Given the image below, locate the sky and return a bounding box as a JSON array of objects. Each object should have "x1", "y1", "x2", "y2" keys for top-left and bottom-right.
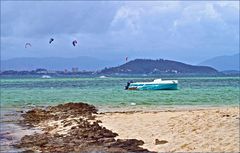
[{"x1": 1, "y1": 1, "x2": 239, "y2": 64}]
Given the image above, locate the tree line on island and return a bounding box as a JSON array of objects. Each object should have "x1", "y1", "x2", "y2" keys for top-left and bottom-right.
[{"x1": 101, "y1": 59, "x2": 218, "y2": 74}]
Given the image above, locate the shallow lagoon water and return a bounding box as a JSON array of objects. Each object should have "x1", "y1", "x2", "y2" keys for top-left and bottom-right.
[
  {"x1": 0, "y1": 76, "x2": 239, "y2": 152},
  {"x1": 1, "y1": 77, "x2": 239, "y2": 108}
]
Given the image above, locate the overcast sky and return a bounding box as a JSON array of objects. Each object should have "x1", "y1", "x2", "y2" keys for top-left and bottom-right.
[{"x1": 1, "y1": 1, "x2": 239, "y2": 64}]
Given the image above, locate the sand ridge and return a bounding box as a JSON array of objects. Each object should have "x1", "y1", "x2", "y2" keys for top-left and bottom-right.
[{"x1": 97, "y1": 107, "x2": 240, "y2": 152}]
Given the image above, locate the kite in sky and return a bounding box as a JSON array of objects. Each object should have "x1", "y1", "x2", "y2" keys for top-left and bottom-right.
[
  {"x1": 72, "y1": 40, "x2": 77, "y2": 46},
  {"x1": 49, "y1": 38, "x2": 54, "y2": 44},
  {"x1": 25, "y1": 43, "x2": 32, "y2": 48}
]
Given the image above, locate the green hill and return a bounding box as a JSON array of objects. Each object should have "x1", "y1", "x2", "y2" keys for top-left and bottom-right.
[{"x1": 101, "y1": 59, "x2": 218, "y2": 75}]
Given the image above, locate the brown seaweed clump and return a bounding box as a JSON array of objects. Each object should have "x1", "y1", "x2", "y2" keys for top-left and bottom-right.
[
  {"x1": 16, "y1": 102, "x2": 155, "y2": 153},
  {"x1": 21, "y1": 103, "x2": 97, "y2": 126}
]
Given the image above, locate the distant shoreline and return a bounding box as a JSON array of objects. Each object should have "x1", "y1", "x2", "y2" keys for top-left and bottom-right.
[{"x1": 1, "y1": 73, "x2": 240, "y2": 78}]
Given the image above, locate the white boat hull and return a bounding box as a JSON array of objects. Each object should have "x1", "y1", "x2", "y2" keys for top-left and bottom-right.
[{"x1": 127, "y1": 79, "x2": 178, "y2": 90}]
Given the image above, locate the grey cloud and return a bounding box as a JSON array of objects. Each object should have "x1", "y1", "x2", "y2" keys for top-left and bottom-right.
[
  {"x1": 2, "y1": 1, "x2": 120, "y2": 37},
  {"x1": 1, "y1": 1, "x2": 239, "y2": 64}
]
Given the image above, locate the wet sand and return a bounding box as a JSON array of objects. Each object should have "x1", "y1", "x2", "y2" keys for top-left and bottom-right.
[
  {"x1": 0, "y1": 108, "x2": 42, "y2": 153},
  {"x1": 97, "y1": 107, "x2": 240, "y2": 152}
]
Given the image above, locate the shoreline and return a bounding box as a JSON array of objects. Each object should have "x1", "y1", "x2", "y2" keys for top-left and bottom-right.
[
  {"x1": 1, "y1": 103, "x2": 239, "y2": 152},
  {"x1": 2, "y1": 103, "x2": 238, "y2": 113},
  {"x1": 97, "y1": 104, "x2": 239, "y2": 113}
]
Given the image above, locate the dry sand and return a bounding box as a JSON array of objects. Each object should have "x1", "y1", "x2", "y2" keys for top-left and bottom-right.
[{"x1": 97, "y1": 107, "x2": 240, "y2": 152}]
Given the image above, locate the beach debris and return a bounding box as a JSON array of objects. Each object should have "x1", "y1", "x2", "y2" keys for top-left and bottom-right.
[
  {"x1": 181, "y1": 143, "x2": 189, "y2": 148},
  {"x1": 155, "y1": 139, "x2": 168, "y2": 145},
  {"x1": 222, "y1": 114, "x2": 230, "y2": 117},
  {"x1": 17, "y1": 102, "x2": 155, "y2": 153},
  {"x1": 49, "y1": 38, "x2": 54, "y2": 44},
  {"x1": 130, "y1": 102, "x2": 136, "y2": 106},
  {"x1": 25, "y1": 43, "x2": 31, "y2": 48},
  {"x1": 16, "y1": 110, "x2": 24, "y2": 113},
  {"x1": 72, "y1": 40, "x2": 77, "y2": 46}
]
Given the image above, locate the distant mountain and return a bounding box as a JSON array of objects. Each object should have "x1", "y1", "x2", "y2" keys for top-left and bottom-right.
[
  {"x1": 199, "y1": 53, "x2": 239, "y2": 71},
  {"x1": 1, "y1": 57, "x2": 116, "y2": 71},
  {"x1": 100, "y1": 59, "x2": 218, "y2": 74},
  {"x1": 221, "y1": 70, "x2": 240, "y2": 75}
]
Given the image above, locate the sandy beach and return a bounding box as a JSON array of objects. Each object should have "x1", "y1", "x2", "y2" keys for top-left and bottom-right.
[
  {"x1": 97, "y1": 107, "x2": 240, "y2": 152},
  {"x1": 12, "y1": 103, "x2": 239, "y2": 152}
]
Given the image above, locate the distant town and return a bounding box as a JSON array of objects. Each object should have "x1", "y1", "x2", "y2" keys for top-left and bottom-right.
[{"x1": 0, "y1": 68, "x2": 96, "y2": 75}]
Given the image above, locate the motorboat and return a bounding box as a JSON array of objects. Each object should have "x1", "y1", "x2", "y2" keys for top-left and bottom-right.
[
  {"x1": 99, "y1": 75, "x2": 108, "y2": 78},
  {"x1": 125, "y1": 79, "x2": 178, "y2": 90},
  {"x1": 41, "y1": 75, "x2": 51, "y2": 79}
]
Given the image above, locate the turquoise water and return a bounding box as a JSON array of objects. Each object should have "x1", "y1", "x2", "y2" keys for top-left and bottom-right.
[
  {"x1": 1, "y1": 76, "x2": 239, "y2": 152},
  {"x1": 1, "y1": 77, "x2": 239, "y2": 108}
]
